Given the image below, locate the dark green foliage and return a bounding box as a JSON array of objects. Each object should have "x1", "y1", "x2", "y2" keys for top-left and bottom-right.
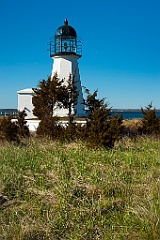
[
  {"x1": 36, "y1": 116, "x2": 62, "y2": 139},
  {"x1": 0, "y1": 115, "x2": 19, "y2": 142},
  {"x1": 0, "y1": 110, "x2": 30, "y2": 143},
  {"x1": 75, "y1": 124, "x2": 88, "y2": 140},
  {"x1": 32, "y1": 75, "x2": 123, "y2": 147},
  {"x1": 60, "y1": 74, "x2": 79, "y2": 124},
  {"x1": 84, "y1": 88, "x2": 107, "y2": 114},
  {"x1": 86, "y1": 106, "x2": 110, "y2": 148},
  {"x1": 56, "y1": 74, "x2": 82, "y2": 142},
  {"x1": 32, "y1": 74, "x2": 66, "y2": 138},
  {"x1": 87, "y1": 110, "x2": 123, "y2": 148},
  {"x1": 59, "y1": 122, "x2": 87, "y2": 142},
  {"x1": 141, "y1": 102, "x2": 160, "y2": 135},
  {"x1": 84, "y1": 89, "x2": 123, "y2": 148},
  {"x1": 32, "y1": 74, "x2": 64, "y2": 119},
  {"x1": 59, "y1": 123, "x2": 77, "y2": 142},
  {"x1": 16, "y1": 110, "x2": 30, "y2": 138},
  {"x1": 32, "y1": 74, "x2": 80, "y2": 139},
  {"x1": 107, "y1": 114, "x2": 124, "y2": 146}
]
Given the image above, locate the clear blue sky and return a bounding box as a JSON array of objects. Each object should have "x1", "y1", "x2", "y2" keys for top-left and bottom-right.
[{"x1": 0, "y1": 0, "x2": 160, "y2": 109}]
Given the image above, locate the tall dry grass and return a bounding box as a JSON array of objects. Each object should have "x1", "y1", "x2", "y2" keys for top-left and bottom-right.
[{"x1": 0, "y1": 137, "x2": 160, "y2": 239}]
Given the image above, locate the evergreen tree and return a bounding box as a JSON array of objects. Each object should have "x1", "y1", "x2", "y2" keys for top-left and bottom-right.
[
  {"x1": 58, "y1": 74, "x2": 80, "y2": 141},
  {"x1": 16, "y1": 110, "x2": 30, "y2": 138},
  {"x1": 84, "y1": 88, "x2": 106, "y2": 114},
  {"x1": 60, "y1": 74, "x2": 79, "y2": 124},
  {"x1": 0, "y1": 115, "x2": 19, "y2": 142},
  {"x1": 0, "y1": 111, "x2": 30, "y2": 142},
  {"x1": 32, "y1": 73, "x2": 79, "y2": 138},
  {"x1": 141, "y1": 102, "x2": 160, "y2": 135},
  {"x1": 32, "y1": 74, "x2": 64, "y2": 120},
  {"x1": 84, "y1": 89, "x2": 123, "y2": 148},
  {"x1": 36, "y1": 116, "x2": 62, "y2": 139},
  {"x1": 32, "y1": 74, "x2": 65, "y2": 138}
]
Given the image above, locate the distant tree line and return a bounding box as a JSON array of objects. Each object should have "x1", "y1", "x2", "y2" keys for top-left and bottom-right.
[{"x1": 1, "y1": 75, "x2": 160, "y2": 147}]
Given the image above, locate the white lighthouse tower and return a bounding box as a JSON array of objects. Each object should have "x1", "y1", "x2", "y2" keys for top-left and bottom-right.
[
  {"x1": 50, "y1": 19, "x2": 86, "y2": 117},
  {"x1": 17, "y1": 19, "x2": 86, "y2": 119}
]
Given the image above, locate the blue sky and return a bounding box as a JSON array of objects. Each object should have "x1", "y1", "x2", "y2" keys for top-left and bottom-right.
[{"x1": 0, "y1": 0, "x2": 160, "y2": 109}]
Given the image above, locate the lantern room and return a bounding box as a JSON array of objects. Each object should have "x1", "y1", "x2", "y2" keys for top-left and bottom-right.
[{"x1": 50, "y1": 19, "x2": 82, "y2": 57}]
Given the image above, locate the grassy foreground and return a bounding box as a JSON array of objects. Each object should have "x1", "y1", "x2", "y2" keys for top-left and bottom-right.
[{"x1": 0, "y1": 137, "x2": 160, "y2": 239}]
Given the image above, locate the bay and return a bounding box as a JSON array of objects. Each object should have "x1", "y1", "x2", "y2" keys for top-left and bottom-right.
[{"x1": 111, "y1": 110, "x2": 160, "y2": 120}]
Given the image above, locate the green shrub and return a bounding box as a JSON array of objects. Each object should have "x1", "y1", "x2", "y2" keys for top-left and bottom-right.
[
  {"x1": 0, "y1": 110, "x2": 30, "y2": 143},
  {"x1": 16, "y1": 110, "x2": 30, "y2": 138},
  {"x1": 141, "y1": 103, "x2": 160, "y2": 135},
  {"x1": 84, "y1": 89, "x2": 123, "y2": 148},
  {"x1": 0, "y1": 115, "x2": 19, "y2": 142},
  {"x1": 59, "y1": 122, "x2": 88, "y2": 142},
  {"x1": 36, "y1": 116, "x2": 63, "y2": 139},
  {"x1": 32, "y1": 74, "x2": 64, "y2": 120},
  {"x1": 87, "y1": 111, "x2": 123, "y2": 148},
  {"x1": 32, "y1": 74, "x2": 80, "y2": 139}
]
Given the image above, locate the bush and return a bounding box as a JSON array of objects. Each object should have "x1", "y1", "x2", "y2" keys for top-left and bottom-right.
[
  {"x1": 36, "y1": 116, "x2": 62, "y2": 139},
  {"x1": 0, "y1": 115, "x2": 19, "y2": 143},
  {"x1": 16, "y1": 110, "x2": 30, "y2": 138},
  {"x1": 87, "y1": 111, "x2": 123, "y2": 148},
  {"x1": 59, "y1": 122, "x2": 88, "y2": 142},
  {"x1": 32, "y1": 74, "x2": 64, "y2": 120},
  {"x1": 84, "y1": 89, "x2": 123, "y2": 148},
  {"x1": 32, "y1": 74, "x2": 80, "y2": 139},
  {"x1": 0, "y1": 110, "x2": 30, "y2": 143},
  {"x1": 141, "y1": 103, "x2": 160, "y2": 135}
]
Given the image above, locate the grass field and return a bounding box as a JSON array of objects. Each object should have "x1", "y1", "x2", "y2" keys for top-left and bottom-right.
[{"x1": 0, "y1": 137, "x2": 160, "y2": 239}]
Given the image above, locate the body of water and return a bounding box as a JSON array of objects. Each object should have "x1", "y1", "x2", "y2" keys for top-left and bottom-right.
[
  {"x1": 1, "y1": 109, "x2": 160, "y2": 120},
  {"x1": 0, "y1": 109, "x2": 18, "y2": 116},
  {"x1": 111, "y1": 110, "x2": 160, "y2": 120}
]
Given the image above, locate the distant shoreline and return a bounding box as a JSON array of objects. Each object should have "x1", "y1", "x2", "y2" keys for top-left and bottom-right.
[
  {"x1": 1, "y1": 108, "x2": 160, "y2": 112},
  {"x1": 1, "y1": 108, "x2": 160, "y2": 119},
  {"x1": 111, "y1": 109, "x2": 160, "y2": 112}
]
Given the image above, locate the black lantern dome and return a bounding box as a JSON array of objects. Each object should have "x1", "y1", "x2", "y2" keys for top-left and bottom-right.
[
  {"x1": 55, "y1": 19, "x2": 77, "y2": 37},
  {"x1": 50, "y1": 19, "x2": 82, "y2": 57}
]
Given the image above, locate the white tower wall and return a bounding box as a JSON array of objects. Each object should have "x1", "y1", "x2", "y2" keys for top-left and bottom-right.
[{"x1": 52, "y1": 54, "x2": 86, "y2": 117}]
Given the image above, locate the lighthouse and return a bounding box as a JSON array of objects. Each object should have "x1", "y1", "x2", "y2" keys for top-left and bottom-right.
[
  {"x1": 17, "y1": 19, "x2": 86, "y2": 119},
  {"x1": 50, "y1": 19, "x2": 86, "y2": 117}
]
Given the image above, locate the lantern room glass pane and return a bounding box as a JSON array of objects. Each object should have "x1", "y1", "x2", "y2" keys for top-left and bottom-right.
[
  {"x1": 61, "y1": 38, "x2": 76, "y2": 53},
  {"x1": 54, "y1": 36, "x2": 77, "y2": 54},
  {"x1": 55, "y1": 37, "x2": 61, "y2": 53}
]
